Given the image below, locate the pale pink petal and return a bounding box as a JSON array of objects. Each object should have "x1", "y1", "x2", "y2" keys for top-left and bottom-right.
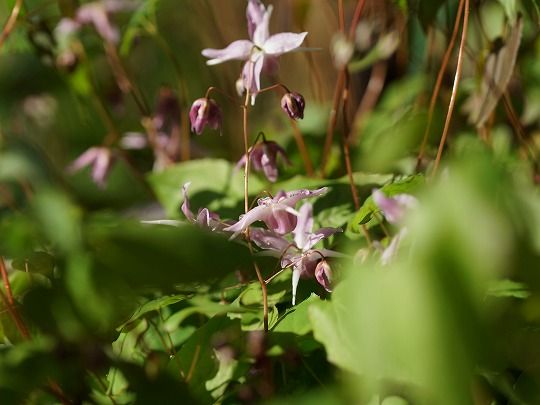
[
  {"x1": 305, "y1": 227, "x2": 342, "y2": 251},
  {"x1": 202, "y1": 40, "x2": 253, "y2": 65},
  {"x1": 68, "y1": 148, "x2": 99, "y2": 173},
  {"x1": 246, "y1": 0, "x2": 266, "y2": 39},
  {"x1": 250, "y1": 228, "x2": 290, "y2": 252},
  {"x1": 181, "y1": 182, "x2": 195, "y2": 222},
  {"x1": 282, "y1": 187, "x2": 328, "y2": 208},
  {"x1": 252, "y1": 4, "x2": 272, "y2": 47},
  {"x1": 91, "y1": 149, "x2": 112, "y2": 187},
  {"x1": 223, "y1": 205, "x2": 269, "y2": 237},
  {"x1": 263, "y1": 32, "x2": 308, "y2": 55},
  {"x1": 293, "y1": 203, "x2": 314, "y2": 250}
]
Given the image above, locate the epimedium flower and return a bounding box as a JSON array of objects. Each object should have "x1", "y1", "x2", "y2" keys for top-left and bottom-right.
[
  {"x1": 67, "y1": 146, "x2": 114, "y2": 188},
  {"x1": 281, "y1": 92, "x2": 305, "y2": 120},
  {"x1": 181, "y1": 182, "x2": 225, "y2": 231},
  {"x1": 250, "y1": 203, "x2": 342, "y2": 305},
  {"x1": 372, "y1": 189, "x2": 418, "y2": 225},
  {"x1": 236, "y1": 140, "x2": 291, "y2": 182},
  {"x1": 224, "y1": 187, "x2": 328, "y2": 238},
  {"x1": 372, "y1": 188, "x2": 418, "y2": 265},
  {"x1": 189, "y1": 98, "x2": 222, "y2": 135},
  {"x1": 202, "y1": 0, "x2": 308, "y2": 104},
  {"x1": 56, "y1": 0, "x2": 136, "y2": 45}
]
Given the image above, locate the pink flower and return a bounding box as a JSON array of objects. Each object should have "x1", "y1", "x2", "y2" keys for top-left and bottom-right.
[
  {"x1": 250, "y1": 203, "x2": 341, "y2": 304},
  {"x1": 202, "y1": 0, "x2": 307, "y2": 104},
  {"x1": 189, "y1": 98, "x2": 222, "y2": 135},
  {"x1": 372, "y1": 189, "x2": 418, "y2": 224},
  {"x1": 67, "y1": 147, "x2": 114, "y2": 188},
  {"x1": 236, "y1": 140, "x2": 290, "y2": 182},
  {"x1": 181, "y1": 183, "x2": 224, "y2": 231},
  {"x1": 224, "y1": 187, "x2": 328, "y2": 238}
]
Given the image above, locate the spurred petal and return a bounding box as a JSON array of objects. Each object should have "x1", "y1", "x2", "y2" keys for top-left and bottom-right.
[
  {"x1": 263, "y1": 32, "x2": 308, "y2": 55},
  {"x1": 293, "y1": 203, "x2": 314, "y2": 250},
  {"x1": 202, "y1": 40, "x2": 253, "y2": 65}
]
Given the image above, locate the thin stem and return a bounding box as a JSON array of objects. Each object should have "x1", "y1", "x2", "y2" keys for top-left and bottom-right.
[
  {"x1": 431, "y1": 0, "x2": 470, "y2": 179},
  {"x1": 0, "y1": 0, "x2": 24, "y2": 50},
  {"x1": 241, "y1": 90, "x2": 269, "y2": 332},
  {"x1": 242, "y1": 91, "x2": 251, "y2": 214},
  {"x1": 0, "y1": 290, "x2": 29, "y2": 340},
  {"x1": 185, "y1": 345, "x2": 201, "y2": 383},
  {"x1": 0, "y1": 257, "x2": 14, "y2": 306},
  {"x1": 204, "y1": 86, "x2": 238, "y2": 104},
  {"x1": 338, "y1": 0, "x2": 345, "y2": 32},
  {"x1": 341, "y1": 70, "x2": 360, "y2": 210},
  {"x1": 416, "y1": 0, "x2": 465, "y2": 171}
]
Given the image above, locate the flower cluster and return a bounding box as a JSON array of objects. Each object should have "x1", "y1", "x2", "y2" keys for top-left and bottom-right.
[{"x1": 179, "y1": 184, "x2": 341, "y2": 304}]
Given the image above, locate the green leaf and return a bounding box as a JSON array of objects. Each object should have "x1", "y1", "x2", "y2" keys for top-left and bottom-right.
[
  {"x1": 176, "y1": 316, "x2": 241, "y2": 402},
  {"x1": 487, "y1": 279, "x2": 530, "y2": 299},
  {"x1": 120, "y1": 0, "x2": 160, "y2": 56},
  {"x1": 86, "y1": 220, "x2": 253, "y2": 290},
  {"x1": 272, "y1": 293, "x2": 320, "y2": 335}
]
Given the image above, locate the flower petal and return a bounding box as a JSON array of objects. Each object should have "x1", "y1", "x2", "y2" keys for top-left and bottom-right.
[
  {"x1": 305, "y1": 226, "x2": 342, "y2": 250},
  {"x1": 263, "y1": 32, "x2": 308, "y2": 55},
  {"x1": 252, "y1": 4, "x2": 273, "y2": 47},
  {"x1": 202, "y1": 40, "x2": 253, "y2": 65},
  {"x1": 181, "y1": 182, "x2": 195, "y2": 222},
  {"x1": 223, "y1": 204, "x2": 269, "y2": 238},
  {"x1": 250, "y1": 228, "x2": 291, "y2": 252},
  {"x1": 246, "y1": 0, "x2": 266, "y2": 40},
  {"x1": 293, "y1": 203, "x2": 314, "y2": 250}
]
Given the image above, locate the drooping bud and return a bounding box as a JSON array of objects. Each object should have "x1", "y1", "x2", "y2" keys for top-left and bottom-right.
[
  {"x1": 236, "y1": 140, "x2": 290, "y2": 183},
  {"x1": 189, "y1": 98, "x2": 222, "y2": 135},
  {"x1": 280, "y1": 92, "x2": 305, "y2": 120},
  {"x1": 314, "y1": 260, "x2": 333, "y2": 292}
]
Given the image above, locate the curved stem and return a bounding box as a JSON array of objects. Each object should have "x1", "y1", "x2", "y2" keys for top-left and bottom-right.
[
  {"x1": 416, "y1": 0, "x2": 465, "y2": 171},
  {"x1": 0, "y1": 0, "x2": 24, "y2": 50},
  {"x1": 431, "y1": 0, "x2": 470, "y2": 178}
]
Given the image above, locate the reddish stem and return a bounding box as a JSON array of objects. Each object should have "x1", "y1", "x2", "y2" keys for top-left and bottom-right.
[{"x1": 431, "y1": 0, "x2": 470, "y2": 178}]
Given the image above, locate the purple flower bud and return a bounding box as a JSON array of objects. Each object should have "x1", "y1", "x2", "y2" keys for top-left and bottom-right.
[
  {"x1": 315, "y1": 260, "x2": 333, "y2": 292},
  {"x1": 281, "y1": 92, "x2": 305, "y2": 120},
  {"x1": 189, "y1": 98, "x2": 222, "y2": 135}
]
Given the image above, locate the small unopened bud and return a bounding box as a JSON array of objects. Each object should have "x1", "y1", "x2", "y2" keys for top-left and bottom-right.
[
  {"x1": 280, "y1": 92, "x2": 305, "y2": 120},
  {"x1": 315, "y1": 260, "x2": 333, "y2": 292},
  {"x1": 189, "y1": 98, "x2": 222, "y2": 135}
]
